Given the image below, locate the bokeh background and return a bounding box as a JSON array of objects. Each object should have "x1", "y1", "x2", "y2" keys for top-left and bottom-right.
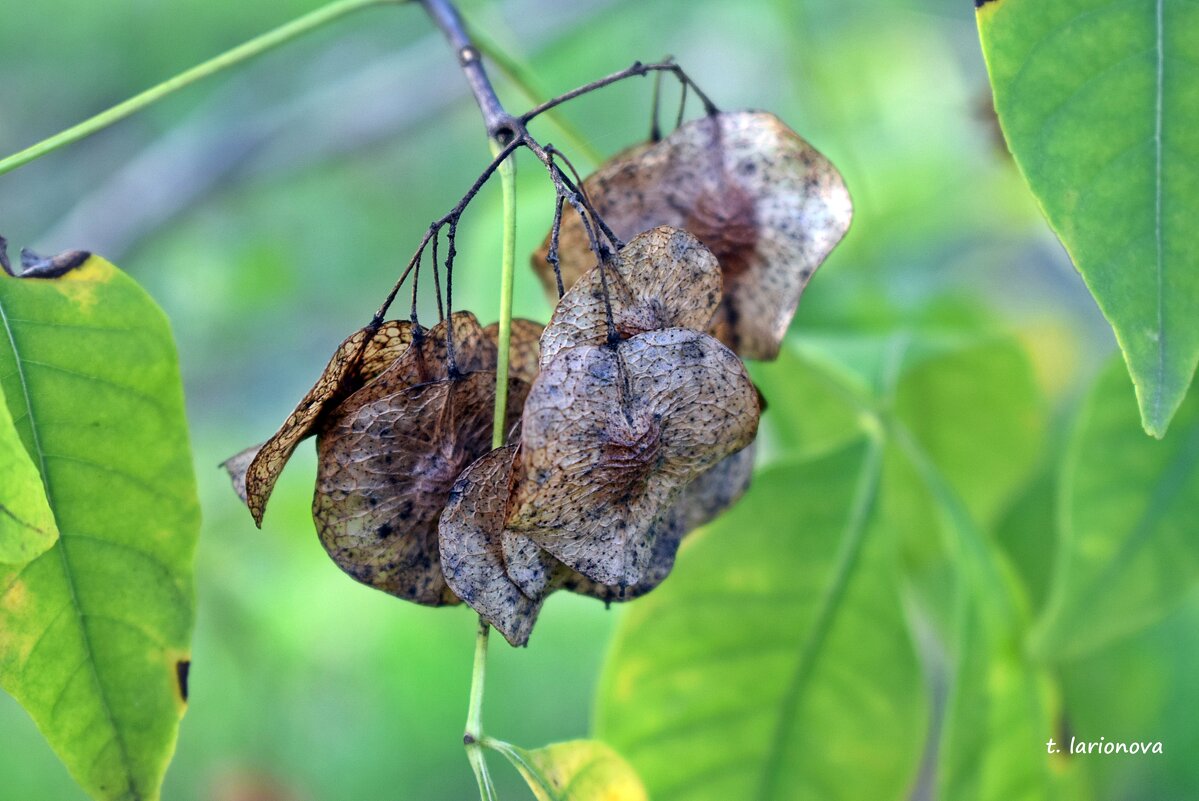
[{"x1": 0, "y1": 0, "x2": 1183, "y2": 799}]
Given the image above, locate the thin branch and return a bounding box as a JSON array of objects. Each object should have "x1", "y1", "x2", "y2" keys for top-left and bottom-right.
[
  {"x1": 520, "y1": 60, "x2": 718, "y2": 126},
  {"x1": 547, "y1": 193, "x2": 566, "y2": 298},
  {"x1": 420, "y1": 0, "x2": 520, "y2": 142},
  {"x1": 0, "y1": 0, "x2": 402, "y2": 177}
]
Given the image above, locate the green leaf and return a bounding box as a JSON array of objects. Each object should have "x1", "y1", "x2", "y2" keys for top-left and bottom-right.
[
  {"x1": 1058, "y1": 589, "x2": 1199, "y2": 798},
  {"x1": 1034, "y1": 356, "x2": 1199, "y2": 661},
  {"x1": 893, "y1": 336, "x2": 1044, "y2": 526},
  {"x1": 487, "y1": 739, "x2": 648, "y2": 801},
  {"x1": 993, "y1": 464, "x2": 1057, "y2": 616},
  {"x1": 977, "y1": 0, "x2": 1199, "y2": 436},
  {"x1": 0, "y1": 256, "x2": 199, "y2": 801},
  {"x1": 0, "y1": 381, "x2": 58, "y2": 564},
  {"x1": 595, "y1": 440, "x2": 927, "y2": 801}
]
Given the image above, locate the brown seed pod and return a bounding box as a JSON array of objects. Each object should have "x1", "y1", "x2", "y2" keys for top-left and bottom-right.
[
  {"x1": 441, "y1": 443, "x2": 754, "y2": 644},
  {"x1": 502, "y1": 442, "x2": 756, "y2": 603},
  {"x1": 562, "y1": 441, "x2": 756, "y2": 602},
  {"x1": 438, "y1": 445, "x2": 545, "y2": 646},
  {"x1": 538, "y1": 226, "x2": 722, "y2": 366},
  {"x1": 241, "y1": 320, "x2": 416, "y2": 523},
  {"x1": 532, "y1": 111, "x2": 852, "y2": 360},
  {"x1": 483, "y1": 318, "x2": 543, "y2": 384},
  {"x1": 314, "y1": 371, "x2": 529, "y2": 605},
  {"x1": 508, "y1": 328, "x2": 760, "y2": 586}
]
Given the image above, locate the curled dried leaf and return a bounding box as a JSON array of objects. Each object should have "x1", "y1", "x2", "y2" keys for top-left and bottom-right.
[
  {"x1": 539, "y1": 227, "x2": 722, "y2": 366},
  {"x1": 439, "y1": 445, "x2": 545, "y2": 646},
  {"x1": 509, "y1": 328, "x2": 760, "y2": 586},
  {"x1": 243, "y1": 320, "x2": 415, "y2": 524},
  {"x1": 314, "y1": 371, "x2": 529, "y2": 605},
  {"x1": 533, "y1": 111, "x2": 852, "y2": 360}
]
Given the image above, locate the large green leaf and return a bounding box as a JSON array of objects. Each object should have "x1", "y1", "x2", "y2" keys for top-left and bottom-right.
[
  {"x1": 0, "y1": 381, "x2": 58, "y2": 564},
  {"x1": 0, "y1": 256, "x2": 199, "y2": 801},
  {"x1": 1058, "y1": 589, "x2": 1199, "y2": 798},
  {"x1": 977, "y1": 0, "x2": 1199, "y2": 437},
  {"x1": 487, "y1": 739, "x2": 649, "y2": 801},
  {"x1": 595, "y1": 441, "x2": 927, "y2": 801},
  {"x1": 1034, "y1": 357, "x2": 1199, "y2": 661}
]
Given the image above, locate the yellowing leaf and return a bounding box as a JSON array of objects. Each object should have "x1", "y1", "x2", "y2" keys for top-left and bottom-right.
[
  {"x1": 0, "y1": 381, "x2": 58, "y2": 564},
  {"x1": 491, "y1": 739, "x2": 649, "y2": 801},
  {"x1": 0, "y1": 253, "x2": 199, "y2": 801}
]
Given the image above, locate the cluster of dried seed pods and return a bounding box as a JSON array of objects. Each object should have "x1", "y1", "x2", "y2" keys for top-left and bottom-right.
[
  {"x1": 439, "y1": 227, "x2": 760, "y2": 644},
  {"x1": 228, "y1": 109, "x2": 851, "y2": 647}
]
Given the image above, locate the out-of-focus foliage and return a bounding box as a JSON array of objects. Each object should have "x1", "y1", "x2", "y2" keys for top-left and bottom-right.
[
  {"x1": 1034, "y1": 357, "x2": 1199, "y2": 661},
  {"x1": 598, "y1": 441, "x2": 928, "y2": 801},
  {"x1": 1, "y1": 0, "x2": 1192, "y2": 799}
]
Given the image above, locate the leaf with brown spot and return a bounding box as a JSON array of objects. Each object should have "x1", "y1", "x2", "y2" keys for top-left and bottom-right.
[
  {"x1": 314, "y1": 371, "x2": 529, "y2": 605},
  {"x1": 533, "y1": 111, "x2": 852, "y2": 360},
  {"x1": 241, "y1": 319, "x2": 415, "y2": 524},
  {"x1": 539, "y1": 227, "x2": 722, "y2": 366},
  {"x1": 508, "y1": 328, "x2": 760, "y2": 586}
]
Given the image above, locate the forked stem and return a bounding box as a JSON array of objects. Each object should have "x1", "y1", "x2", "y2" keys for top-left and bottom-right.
[{"x1": 464, "y1": 617, "x2": 497, "y2": 801}]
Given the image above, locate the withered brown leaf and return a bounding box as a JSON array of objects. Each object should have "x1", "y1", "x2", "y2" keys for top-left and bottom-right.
[
  {"x1": 508, "y1": 328, "x2": 760, "y2": 586},
  {"x1": 242, "y1": 319, "x2": 415, "y2": 524},
  {"x1": 533, "y1": 111, "x2": 852, "y2": 360},
  {"x1": 538, "y1": 227, "x2": 722, "y2": 366}
]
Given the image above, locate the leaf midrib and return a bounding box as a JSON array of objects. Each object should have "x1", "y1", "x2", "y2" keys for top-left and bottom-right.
[
  {"x1": 754, "y1": 439, "x2": 884, "y2": 800},
  {"x1": 1152, "y1": 0, "x2": 1166, "y2": 425},
  {"x1": 0, "y1": 291, "x2": 138, "y2": 797}
]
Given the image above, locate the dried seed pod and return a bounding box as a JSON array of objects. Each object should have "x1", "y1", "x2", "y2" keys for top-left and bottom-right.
[
  {"x1": 539, "y1": 227, "x2": 722, "y2": 365},
  {"x1": 508, "y1": 328, "x2": 760, "y2": 586},
  {"x1": 533, "y1": 111, "x2": 852, "y2": 360},
  {"x1": 501, "y1": 442, "x2": 755, "y2": 602},
  {"x1": 242, "y1": 320, "x2": 415, "y2": 523},
  {"x1": 562, "y1": 442, "x2": 756, "y2": 602},
  {"x1": 483, "y1": 318, "x2": 543, "y2": 383},
  {"x1": 439, "y1": 445, "x2": 545, "y2": 646},
  {"x1": 314, "y1": 371, "x2": 530, "y2": 605}
]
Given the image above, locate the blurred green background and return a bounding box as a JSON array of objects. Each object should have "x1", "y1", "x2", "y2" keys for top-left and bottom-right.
[{"x1": 1, "y1": 0, "x2": 1186, "y2": 799}]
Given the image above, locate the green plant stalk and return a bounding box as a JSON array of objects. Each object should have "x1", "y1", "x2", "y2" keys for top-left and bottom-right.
[
  {"x1": 0, "y1": 0, "x2": 401, "y2": 177},
  {"x1": 490, "y1": 142, "x2": 517, "y2": 449},
  {"x1": 465, "y1": 618, "x2": 498, "y2": 801},
  {"x1": 466, "y1": 132, "x2": 514, "y2": 801}
]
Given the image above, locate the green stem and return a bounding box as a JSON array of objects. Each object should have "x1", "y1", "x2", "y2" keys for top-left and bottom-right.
[
  {"x1": 490, "y1": 139, "x2": 517, "y2": 449},
  {"x1": 0, "y1": 0, "x2": 400, "y2": 177},
  {"x1": 465, "y1": 617, "x2": 497, "y2": 801}
]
